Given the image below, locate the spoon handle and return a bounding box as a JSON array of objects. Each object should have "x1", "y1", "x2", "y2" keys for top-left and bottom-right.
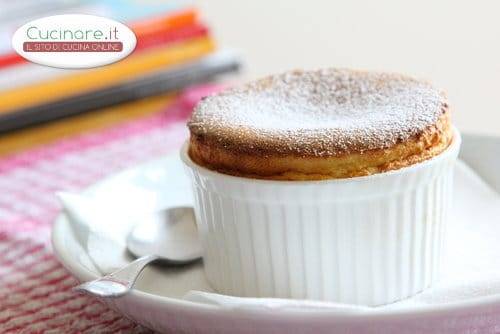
[{"x1": 74, "y1": 254, "x2": 159, "y2": 298}]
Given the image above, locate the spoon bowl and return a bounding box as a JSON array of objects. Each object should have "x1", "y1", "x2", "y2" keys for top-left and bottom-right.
[
  {"x1": 127, "y1": 206, "x2": 202, "y2": 264},
  {"x1": 74, "y1": 206, "x2": 202, "y2": 298}
]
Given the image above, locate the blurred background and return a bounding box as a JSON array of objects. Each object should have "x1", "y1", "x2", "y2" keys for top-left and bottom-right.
[
  {"x1": 197, "y1": 0, "x2": 500, "y2": 135},
  {"x1": 0, "y1": 0, "x2": 499, "y2": 157}
]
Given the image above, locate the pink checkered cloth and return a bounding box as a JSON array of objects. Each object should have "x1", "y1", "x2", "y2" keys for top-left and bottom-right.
[{"x1": 0, "y1": 85, "x2": 220, "y2": 333}]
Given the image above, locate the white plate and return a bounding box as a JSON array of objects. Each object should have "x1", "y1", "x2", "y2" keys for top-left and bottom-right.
[{"x1": 52, "y1": 135, "x2": 500, "y2": 333}]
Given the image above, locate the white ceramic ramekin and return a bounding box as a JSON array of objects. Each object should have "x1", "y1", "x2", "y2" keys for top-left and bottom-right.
[{"x1": 181, "y1": 129, "x2": 461, "y2": 306}]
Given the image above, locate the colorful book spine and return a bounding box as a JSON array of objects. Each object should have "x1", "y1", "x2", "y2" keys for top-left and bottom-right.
[
  {"x1": 0, "y1": 50, "x2": 240, "y2": 132},
  {"x1": 0, "y1": 8, "x2": 200, "y2": 70},
  {"x1": 0, "y1": 23, "x2": 209, "y2": 91},
  {"x1": 0, "y1": 64, "x2": 71, "y2": 91},
  {"x1": 131, "y1": 7, "x2": 198, "y2": 35},
  {"x1": 0, "y1": 53, "x2": 24, "y2": 68},
  {"x1": 0, "y1": 37, "x2": 215, "y2": 112},
  {"x1": 135, "y1": 23, "x2": 209, "y2": 53}
]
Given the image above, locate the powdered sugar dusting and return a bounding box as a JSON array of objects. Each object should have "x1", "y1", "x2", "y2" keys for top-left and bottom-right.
[{"x1": 188, "y1": 69, "x2": 447, "y2": 156}]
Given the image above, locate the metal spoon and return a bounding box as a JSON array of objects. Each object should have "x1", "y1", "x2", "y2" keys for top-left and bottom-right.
[{"x1": 74, "y1": 207, "x2": 202, "y2": 298}]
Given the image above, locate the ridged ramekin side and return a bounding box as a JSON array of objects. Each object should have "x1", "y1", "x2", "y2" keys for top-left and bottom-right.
[{"x1": 182, "y1": 130, "x2": 460, "y2": 305}]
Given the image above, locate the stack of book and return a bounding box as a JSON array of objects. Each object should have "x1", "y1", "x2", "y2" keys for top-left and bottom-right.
[{"x1": 0, "y1": 0, "x2": 240, "y2": 132}]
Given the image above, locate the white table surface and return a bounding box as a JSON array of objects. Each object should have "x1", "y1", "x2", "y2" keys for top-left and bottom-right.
[{"x1": 196, "y1": 0, "x2": 500, "y2": 136}]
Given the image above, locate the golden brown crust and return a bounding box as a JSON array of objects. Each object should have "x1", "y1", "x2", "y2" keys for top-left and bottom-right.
[
  {"x1": 188, "y1": 69, "x2": 449, "y2": 158},
  {"x1": 188, "y1": 112, "x2": 453, "y2": 180}
]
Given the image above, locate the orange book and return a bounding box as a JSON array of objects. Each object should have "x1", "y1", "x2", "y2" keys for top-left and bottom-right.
[
  {"x1": 135, "y1": 23, "x2": 209, "y2": 53},
  {"x1": 131, "y1": 7, "x2": 198, "y2": 37},
  {"x1": 0, "y1": 37, "x2": 215, "y2": 112}
]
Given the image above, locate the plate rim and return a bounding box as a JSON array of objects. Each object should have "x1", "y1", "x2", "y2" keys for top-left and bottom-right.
[{"x1": 51, "y1": 153, "x2": 500, "y2": 322}]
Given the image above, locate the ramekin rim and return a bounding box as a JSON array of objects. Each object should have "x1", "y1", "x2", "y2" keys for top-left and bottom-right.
[{"x1": 180, "y1": 127, "x2": 461, "y2": 185}]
